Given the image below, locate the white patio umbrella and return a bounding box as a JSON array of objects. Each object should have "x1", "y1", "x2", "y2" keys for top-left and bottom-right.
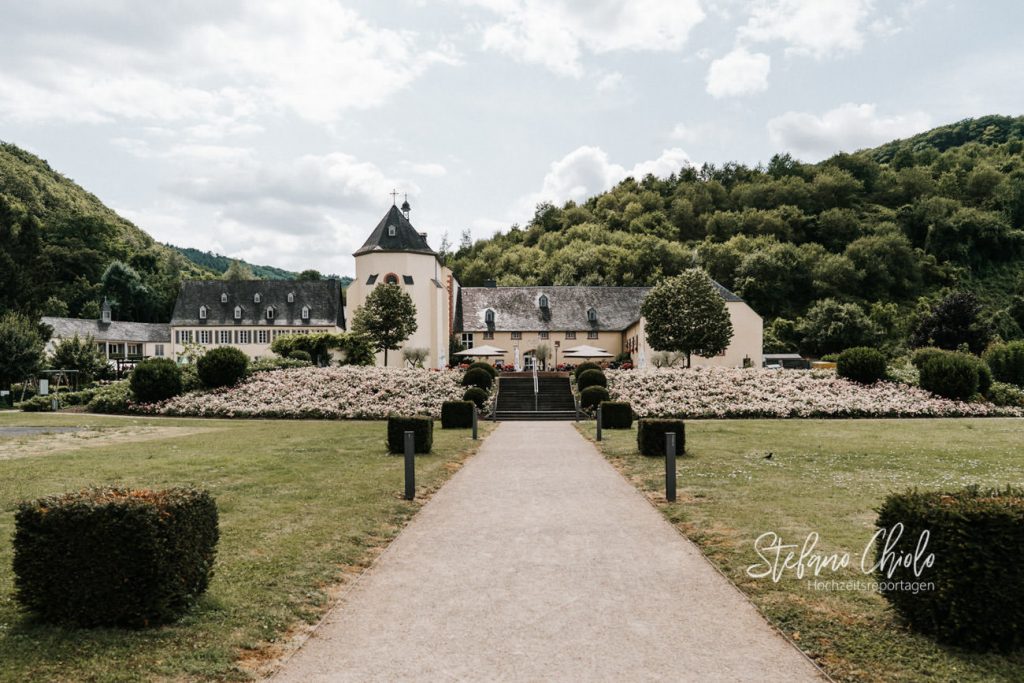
[
  {"x1": 513, "y1": 347, "x2": 521, "y2": 371},
  {"x1": 454, "y1": 344, "x2": 508, "y2": 357},
  {"x1": 561, "y1": 344, "x2": 614, "y2": 359}
]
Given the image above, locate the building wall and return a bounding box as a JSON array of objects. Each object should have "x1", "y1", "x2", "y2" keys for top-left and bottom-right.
[
  {"x1": 457, "y1": 330, "x2": 625, "y2": 368},
  {"x1": 629, "y1": 301, "x2": 763, "y2": 368},
  {"x1": 44, "y1": 336, "x2": 168, "y2": 361},
  {"x1": 169, "y1": 326, "x2": 342, "y2": 361},
  {"x1": 347, "y1": 251, "x2": 454, "y2": 369}
]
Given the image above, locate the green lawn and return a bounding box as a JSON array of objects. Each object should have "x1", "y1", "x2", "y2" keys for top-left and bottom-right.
[
  {"x1": 579, "y1": 418, "x2": 1024, "y2": 683},
  {"x1": 0, "y1": 412, "x2": 491, "y2": 681}
]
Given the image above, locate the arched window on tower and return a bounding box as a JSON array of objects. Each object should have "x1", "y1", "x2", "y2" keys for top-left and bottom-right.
[{"x1": 384, "y1": 273, "x2": 399, "y2": 285}]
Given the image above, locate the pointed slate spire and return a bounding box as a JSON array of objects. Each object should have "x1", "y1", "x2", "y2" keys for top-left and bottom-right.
[{"x1": 354, "y1": 205, "x2": 435, "y2": 256}]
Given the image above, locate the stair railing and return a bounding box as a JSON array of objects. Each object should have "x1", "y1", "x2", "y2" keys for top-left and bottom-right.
[
  {"x1": 532, "y1": 363, "x2": 539, "y2": 412},
  {"x1": 491, "y1": 375, "x2": 500, "y2": 421}
]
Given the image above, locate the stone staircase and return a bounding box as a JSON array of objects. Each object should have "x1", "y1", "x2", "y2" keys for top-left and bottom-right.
[{"x1": 492, "y1": 375, "x2": 577, "y2": 421}]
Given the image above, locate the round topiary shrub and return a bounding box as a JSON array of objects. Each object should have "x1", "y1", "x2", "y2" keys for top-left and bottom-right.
[
  {"x1": 468, "y1": 361, "x2": 498, "y2": 378},
  {"x1": 461, "y1": 367, "x2": 493, "y2": 391},
  {"x1": 919, "y1": 352, "x2": 979, "y2": 400},
  {"x1": 836, "y1": 347, "x2": 887, "y2": 384},
  {"x1": 911, "y1": 347, "x2": 946, "y2": 370},
  {"x1": 576, "y1": 368, "x2": 607, "y2": 391},
  {"x1": 289, "y1": 350, "x2": 312, "y2": 363},
  {"x1": 875, "y1": 486, "x2": 1024, "y2": 651},
  {"x1": 197, "y1": 347, "x2": 250, "y2": 389},
  {"x1": 463, "y1": 387, "x2": 488, "y2": 408},
  {"x1": 130, "y1": 358, "x2": 183, "y2": 404},
  {"x1": 984, "y1": 341, "x2": 1024, "y2": 386},
  {"x1": 574, "y1": 362, "x2": 601, "y2": 379},
  {"x1": 580, "y1": 385, "x2": 610, "y2": 409}
]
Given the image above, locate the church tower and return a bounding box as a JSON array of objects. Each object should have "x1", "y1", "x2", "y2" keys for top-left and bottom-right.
[{"x1": 347, "y1": 200, "x2": 458, "y2": 368}]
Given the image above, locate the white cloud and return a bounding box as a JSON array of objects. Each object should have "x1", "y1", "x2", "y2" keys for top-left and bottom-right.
[
  {"x1": 595, "y1": 71, "x2": 624, "y2": 92},
  {"x1": 738, "y1": 0, "x2": 872, "y2": 59},
  {"x1": 399, "y1": 161, "x2": 448, "y2": 177},
  {"x1": 468, "y1": 0, "x2": 705, "y2": 77},
  {"x1": 522, "y1": 145, "x2": 691, "y2": 210},
  {"x1": 767, "y1": 103, "x2": 932, "y2": 160},
  {"x1": 0, "y1": 0, "x2": 459, "y2": 127},
  {"x1": 706, "y1": 48, "x2": 770, "y2": 98}
]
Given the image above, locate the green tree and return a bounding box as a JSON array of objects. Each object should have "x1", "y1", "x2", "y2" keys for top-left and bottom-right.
[
  {"x1": 910, "y1": 291, "x2": 992, "y2": 353},
  {"x1": 0, "y1": 312, "x2": 47, "y2": 393},
  {"x1": 640, "y1": 268, "x2": 733, "y2": 367},
  {"x1": 795, "y1": 299, "x2": 881, "y2": 357},
  {"x1": 350, "y1": 284, "x2": 418, "y2": 366},
  {"x1": 222, "y1": 260, "x2": 255, "y2": 281},
  {"x1": 296, "y1": 269, "x2": 322, "y2": 282},
  {"x1": 48, "y1": 334, "x2": 109, "y2": 385}
]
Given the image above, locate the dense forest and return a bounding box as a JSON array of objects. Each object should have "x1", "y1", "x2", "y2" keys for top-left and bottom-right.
[
  {"x1": 448, "y1": 115, "x2": 1024, "y2": 355},
  {"x1": 170, "y1": 246, "x2": 297, "y2": 280}
]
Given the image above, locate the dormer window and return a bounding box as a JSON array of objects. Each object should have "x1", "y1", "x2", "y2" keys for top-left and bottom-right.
[
  {"x1": 221, "y1": 293, "x2": 228, "y2": 303},
  {"x1": 301, "y1": 306, "x2": 310, "y2": 320},
  {"x1": 587, "y1": 307, "x2": 597, "y2": 323},
  {"x1": 199, "y1": 305, "x2": 208, "y2": 320},
  {"x1": 484, "y1": 309, "x2": 495, "y2": 325},
  {"x1": 388, "y1": 224, "x2": 397, "y2": 237},
  {"x1": 234, "y1": 306, "x2": 242, "y2": 320},
  {"x1": 539, "y1": 295, "x2": 549, "y2": 309},
  {"x1": 266, "y1": 307, "x2": 275, "y2": 320},
  {"x1": 287, "y1": 292, "x2": 295, "y2": 303},
  {"x1": 254, "y1": 293, "x2": 261, "y2": 304}
]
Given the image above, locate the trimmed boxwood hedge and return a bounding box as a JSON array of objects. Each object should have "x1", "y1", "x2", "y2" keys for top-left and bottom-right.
[
  {"x1": 875, "y1": 486, "x2": 1024, "y2": 651},
  {"x1": 468, "y1": 361, "x2": 498, "y2": 378},
  {"x1": 919, "y1": 351, "x2": 979, "y2": 400},
  {"x1": 837, "y1": 347, "x2": 887, "y2": 384},
  {"x1": 576, "y1": 368, "x2": 607, "y2": 391},
  {"x1": 637, "y1": 418, "x2": 685, "y2": 456},
  {"x1": 574, "y1": 361, "x2": 601, "y2": 378},
  {"x1": 130, "y1": 358, "x2": 183, "y2": 403},
  {"x1": 13, "y1": 487, "x2": 218, "y2": 628},
  {"x1": 387, "y1": 415, "x2": 433, "y2": 453},
  {"x1": 600, "y1": 401, "x2": 633, "y2": 429},
  {"x1": 197, "y1": 346, "x2": 249, "y2": 388},
  {"x1": 580, "y1": 385, "x2": 609, "y2": 409},
  {"x1": 984, "y1": 340, "x2": 1024, "y2": 386},
  {"x1": 463, "y1": 386, "x2": 489, "y2": 409},
  {"x1": 461, "y1": 367, "x2": 494, "y2": 391},
  {"x1": 441, "y1": 400, "x2": 475, "y2": 428}
]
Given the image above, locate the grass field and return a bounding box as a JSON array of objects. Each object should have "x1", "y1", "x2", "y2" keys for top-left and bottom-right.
[
  {"x1": 579, "y1": 418, "x2": 1024, "y2": 683},
  {"x1": 0, "y1": 412, "x2": 491, "y2": 681}
]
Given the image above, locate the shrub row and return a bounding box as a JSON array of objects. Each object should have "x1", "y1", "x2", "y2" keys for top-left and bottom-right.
[
  {"x1": 599, "y1": 401, "x2": 633, "y2": 429},
  {"x1": 461, "y1": 367, "x2": 494, "y2": 391},
  {"x1": 912, "y1": 348, "x2": 990, "y2": 400},
  {"x1": 984, "y1": 341, "x2": 1024, "y2": 387},
  {"x1": 13, "y1": 487, "x2": 219, "y2": 628},
  {"x1": 876, "y1": 486, "x2": 1024, "y2": 651},
  {"x1": 837, "y1": 347, "x2": 887, "y2": 384}
]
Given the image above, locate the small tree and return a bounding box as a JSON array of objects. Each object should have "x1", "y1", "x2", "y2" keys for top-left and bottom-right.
[
  {"x1": 402, "y1": 347, "x2": 429, "y2": 368},
  {"x1": 534, "y1": 342, "x2": 551, "y2": 370},
  {"x1": 640, "y1": 269, "x2": 733, "y2": 368},
  {"x1": 222, "y1": 260, "x2": 255, "y2": 281},
  {"x1": 351, "y1": 284, "x2": 417, "y2": 366},
  {"x1": 0, "y1": 313, "x2": 47, "y2": 394},
  {"x1": 48, "y1": 334, "x2": 109, "y2": 385},
  {"x1": 296, "y1": 269, "x2": 322, "y2": 282},
  {"x1": 911, "y1": 291, "x2": 992, "y2": 354}
]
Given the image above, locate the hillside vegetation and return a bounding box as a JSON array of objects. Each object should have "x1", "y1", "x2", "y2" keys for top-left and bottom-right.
[
  {"x1": 449, "y1": 115, "x2": 1024, "y2": 355},
  {"x1": 170, "y1": 246, "x2": 298, "y2": 280}
]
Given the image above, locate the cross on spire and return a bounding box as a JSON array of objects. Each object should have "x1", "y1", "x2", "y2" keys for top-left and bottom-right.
[{"x1": 390, "y1": 188, "x2": 399, "y2": 205}]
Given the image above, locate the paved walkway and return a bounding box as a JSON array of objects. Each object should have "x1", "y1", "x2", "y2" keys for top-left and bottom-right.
[{"x1": 271, "y1": 422, "x2": 823, "y2": 682}]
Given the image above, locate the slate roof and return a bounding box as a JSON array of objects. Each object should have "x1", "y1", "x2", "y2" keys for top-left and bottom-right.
[
  {"x1": 170, "y1": 279, "x2": 344, "y2": 328},
  {"x1": 42, "y1": 317, "x2": 171, "y2": 343},
  {"x1": 457, "y1": 282, "x2": 744, "y2": 332},
  {"x1": 354, "y1": 205, "x2": 435, "y2": 256}
]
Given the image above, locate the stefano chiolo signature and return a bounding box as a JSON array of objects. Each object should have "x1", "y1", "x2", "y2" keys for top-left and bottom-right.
[{"x1": 746, "y1": 523, "x2": 935, "y2": 583}]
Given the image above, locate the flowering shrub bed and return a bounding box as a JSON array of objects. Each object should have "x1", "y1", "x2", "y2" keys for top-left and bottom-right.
[
  {"x1": 608, "y1": 368, "x2": 1024, "y2": 419},
  {"x1": 144, "y1": 367, "x2": 467, "y2": 419}
]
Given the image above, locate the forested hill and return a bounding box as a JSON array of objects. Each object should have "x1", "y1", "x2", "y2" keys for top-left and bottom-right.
[
  {"x1": 170, "y1": 246, "x2": 298, "y2": 280},
  {"x1": 0, "y1": 142, "x2": 215, "y2": 322},
  {"x1": 448, "y1": 114, "x2": 1024, "y2": 354}
]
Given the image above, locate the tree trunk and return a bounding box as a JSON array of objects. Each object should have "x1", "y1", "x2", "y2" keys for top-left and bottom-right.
[{"x1": 686, "y1": 352, "x2": 692, "y2": 368}]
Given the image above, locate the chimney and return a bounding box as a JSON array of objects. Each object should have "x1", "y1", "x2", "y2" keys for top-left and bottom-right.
[
  {"x1": 483, "y1": 278, "x2": 497, "y2": 288},
  {"x1": 419, "y1": 232, "x2": 428, "y2": 240}
]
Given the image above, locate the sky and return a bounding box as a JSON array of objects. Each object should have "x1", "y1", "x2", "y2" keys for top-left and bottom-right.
[{"x1": 2, "y1": 0, "x2": 1022, "y2": 277}]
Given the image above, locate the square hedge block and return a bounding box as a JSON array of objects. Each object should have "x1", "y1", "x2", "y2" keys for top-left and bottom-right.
[
  {"x1": 637, "y1": 418, "x2": 685, "y2": 456},
  {"x1": 388, "y1": 415, "x2": 434, "y2": 453}
]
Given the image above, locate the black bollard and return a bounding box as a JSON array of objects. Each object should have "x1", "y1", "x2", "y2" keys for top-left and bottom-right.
[
  {"x1": 404, "y1": 430, "x2": 415, "y2": 500},
  {"x1": 472, "y1": 408, "x2": 478, "y2": 440},
  {"x1": 665, "y1": 432, "x2": 677, "y2": 502},
  {"x1": 596, "y1": 403, "x2": 603, "y2": 441}
]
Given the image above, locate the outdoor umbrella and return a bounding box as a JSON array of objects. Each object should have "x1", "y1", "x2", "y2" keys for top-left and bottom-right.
[
  {"x1": 561, "y1": 344, "x2": 614, "y2": 359},
  {"x1": 514, "y1": 347, "x2": 521, "y2": 371},
  {"x1": 454, "y1": 344, "x2": 508, "y2": 357}
]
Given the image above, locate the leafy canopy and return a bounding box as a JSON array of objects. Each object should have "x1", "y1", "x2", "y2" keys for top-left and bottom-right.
[
  {"x1": 351, "y1": 284, "x2": 418, "y2": 365},
  {"x1": 640, "y1": 268, "x2": 733, "y2": 367}
]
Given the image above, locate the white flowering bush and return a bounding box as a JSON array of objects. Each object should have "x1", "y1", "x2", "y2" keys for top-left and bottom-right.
[
  {"x1": 608, "y1": 368, "x2": 1024, "y2": 419},
  {"x1": 144, "y1": 367, "x2": 467, "y2": 419}
]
